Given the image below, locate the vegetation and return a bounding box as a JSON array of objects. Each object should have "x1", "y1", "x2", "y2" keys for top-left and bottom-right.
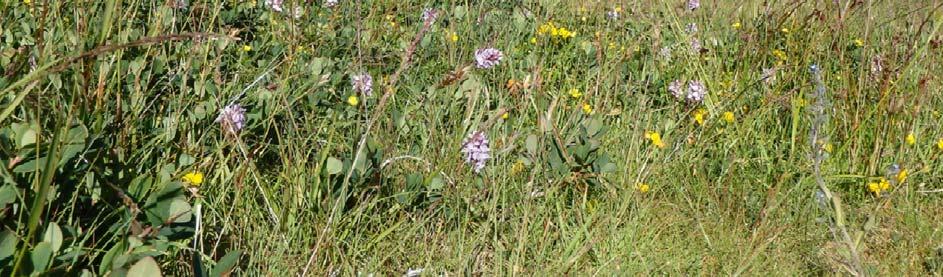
[{"x1": 2, "y1": 0, "x2": 943, "y2": 275}]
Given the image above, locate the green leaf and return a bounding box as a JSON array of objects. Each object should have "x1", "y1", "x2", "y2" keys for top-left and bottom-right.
[
  {"x1": 209, "y1": 250, "x2": 242, "y2": 277},
  {"x1": 30, "y1": 241, "x2": 52, "y2": 272},
  {"x1": 167, "y1": 198, "x2": 192, "y2": 223},
  {"x1": 325, "y1": 157, "x2": 343, "y2": 175},
  {"x1": 525, "y1": 134, "x2": 539, "y2": 155},
  {"x1": 0, "y1": 230, "x2": 17, "y2": 261},
  {"x1": 0, "y1": 184, "x2": 16, "y2": 209},
  {"x1": 127, "y1": 256, "x2": 162, "y2": 277},
  {"x1": 42, "y1": 222, "x2": 63, "y2": 253}
]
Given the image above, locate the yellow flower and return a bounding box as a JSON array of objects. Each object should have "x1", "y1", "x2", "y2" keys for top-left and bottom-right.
[
  {"x1": 511, "y1": 159, "x2": 525, "y2": 174},
  {"x1": 867, "y1": 182, "x2": 881, "y2": 195},
  {"x1": 645, "y1": 131, "x2": 666, "y2": 149},
  {"x1": 183, "y1": 172, "x2": 204, "y2": 186},
  {"x1": 896, "y1": 169, "x2": 908, "y2": 184},
  {"x1": 581, "y1": 103, "x2": 593, "y2": 114},
  {"x1": 732, "y1": 22, "x2": 741, "y2": 29},
  {"x1": 581, "y1": 16, "x2": 587, "y2": 22},
  {"x1": 242, "y1": 45, "x2": 252, "y2": 52},
  {"x1": 502, "y1": 112, "x2": 509, "y2": 119},
  {"x1": 450, "y1": 32, "x2": 458, "y2": 42},
  {"x1": 694, "y1": 109, "x2": 707, "y2": 126},
  {"x1": 723, "y1": 111, "x2": 735, "y2": 124},
  {"x1": 569, "y1": 89, "x2": 583, "y2": 99},
  {"x1": 906, "y1": 133, "x2": 916, "y2": 146},
  {"x1": 880, "y1": 178, "x2": 891, "y2": 190},
  {"x1": 823, "y1": 143, "x2": 833, "y2": 153},
  {"x1": 347, "y1": 95, "x2": 359, "y2": 106},
  {"x1": 781, "y1": 27, "x2": 790, "y2": 34},
  {"x1": 853, "y1": 38, "x2": 864, "y2": 47},
  {"x1": 635, "y1": 183, "x2": 650, "y2": 193},
  {"x1": 772, "y1": 49, "x2": 788, "y2": 62},
  {"x1": 937, "y1": 138, "x2": 943, "y2": 150},
  {"x1": 24, "y1": 0, "x2": 31, "y2": 4},
  {"x1": 530, "y1": 37, "x2": 537, "y2": 44}
]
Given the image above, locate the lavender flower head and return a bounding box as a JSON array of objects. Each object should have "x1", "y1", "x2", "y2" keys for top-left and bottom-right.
[
  {"x1": 265, "y1": 0, "x2": 283, "y2": 12},
  {"x1": 686, "y1": 80, "x2": 706, "y2": 103},
  {"x1": 216, "y1": 103, "x2": 246, "y2": 135},
  {"x1": 607, "y1": 10, "x2": 620, "y2": 20},
  {"x1": 659, "y1": 46, "x2": 673, "y2": 62},
  {"x1": 474, "y1": 48, "x2": 503, "y2": 69},
  {"x1": 421, "y1": 8, "x2": 439, "y2": 24},
  {"x1": 351, "y1": 73, "x2": 373, "y2": 97},
  {"x1": 685, "y1": 23, "x2": 698, "y2": 33},
  {"x1": 461, "y1": 131, "x2": 491, "y2": 173},
  {"x1": 687, "y1": 0, "x2": 700, "y2": 11},
  {"x1": 324, "y1": 0, "x2": 338, "y2": 8},
  {"x1": 668, "y1": 79, "x2": 685, "y2": 99},
  {"x1": 690, "y1": 37, "x2": 702, "y2": 53}
]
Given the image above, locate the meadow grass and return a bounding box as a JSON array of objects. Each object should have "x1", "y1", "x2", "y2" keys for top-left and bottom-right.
[{"x1": 2, "y1": 0, "x2": 943, "y2": 275}]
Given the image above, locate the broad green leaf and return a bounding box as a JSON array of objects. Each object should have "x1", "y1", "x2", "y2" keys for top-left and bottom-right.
[
  {"x1": 167, "y1": 198, "x2": 192, "y2": 223},
  {"x1": 42, "y1": 222, "x2": 63, "y2": 252},
  {"x1": 0, "y1": 230, "x2": 17, "y2": 260},
  {"x1": 525, "y1": 134, "x2": 539, "y2": 155},
  {"x1": 31, "y1": 241, "x2": 52, "y2": 272},
  {"x1": 209, "y1": 250, "x2": 242, "y2": 277},
  {"x1": 0, "y1": 184, "x2": 16, "y2": 209},
  {"x1": 325, "y1": 157, "x2": 343, "y2": 175},
  {"x1": 127, "y1": 257, "x2": 162, "y2": 277}
]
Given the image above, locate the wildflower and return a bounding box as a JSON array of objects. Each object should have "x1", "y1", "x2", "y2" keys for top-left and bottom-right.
[
  {"x1": 867, "y1": 178, "x2": 889, "y2": 196},
  {"x1": 347, "y1": 95, "x2": 359, "y2": 106},
  {"x1": 510, "y1": 159, "x2": 525, "y2": 174},
  {"x1": 906, "y1": 133, "x2": 916, "y2": 146},
  {"x1": 686, "y1": 80, "x2": 706, "y2": 103},
  {"x1": 502, "y1": 112, "x2": 509, "y2": 119},
  {"x1": 635, "y1": 183, "x2": 651, "y2": 193},
  {"x1": 556, "y1": 27, "x2": 575, "y2": 39},
  {"x1": 569, "y1": 89, "x2": 583, "y2": 99},
  {"x1": 582, "y1": 103, "x2": 594, "y2": 114},
  {"x1": 474, "y1": 48, "x2": 503, "y2": 69},
  {"x1": 242, "y1": 45, "x2": 252, "y2": 52},
  {"x1": 687, "y1": 0, "x2": 700, "y2": 11},
  {"x1": 853, "y1": 38, "x2": 864, "y2": 47},
  {"x1": 772, "y1": 49, "x2": 787, "y2": 62},
  {"x1": 216, "y1": 103, "x2": 247, "y2": 135},
  {"x1": 723, "y1": 111, "x2": 735, "y2": 123},
  {"x1": 690, "y1": 37, "x2": 702, "y2": 53},
  {"x1": 24, "y1": 0, "x2": 31, "y2": 5},
  {"x1": 694, "y1": 109, "x2": 706, "y2": 125},
  {"x1": 290, "y1": 6, "x2": 304, "y2": 19},
  {"x1": 450, "y1": 32, "x2": 459, "y2": 42},
  {"x1": 530, "y1": 37, "x2": 537, "y2": 44},
  {"x1": 537, "y1": 22, "x2": 555, "y2": 35},
  {"x1": 645, "y1": 131, "x2": 666, "y2": 149},
  {"x1": 937, "y1": 138, "x2": 943, "y2": 151},
  {"x1": 323, "y1": 0, "x2": 338, "y2": 8},
  {"x1": 607, "y1": 8, "x2": 620, "y2": 20},
  {"x1": 183, "y1": 172, "x2": 204, "y2": 186},
  {"x1": 659, "y1": 46, "x2": 672, "y2": 62},
  {"x1": 350, "y1": 73, "x2": 373, "y2": 97},
  {"x1": 686, "y1": 23, "x2": 698, "y2": 34},
  {"x1": 732, "y1": 22, "x2": 741, "y2": 29},
  {"x1": 405, "y1": 268, "x2": 424, "y2": 277},
  {"x1": 265, "y1": 0, "x2": 283, "y2": 12},
  {"x1": 780, "y1": 27, "x2": 790, "y2": 34},
  {"x1": 668, "y1": 79, "x2": 684, "y2": 99},
  {"x1": 823, "y1": 143, "x2": 833, "y2": 153},
  {"x1": 421, "y1": 8, "x2": 438, "y2": 23},
  {"x1": 461, "y1": 131, "x2": 491, "y2": 173}
]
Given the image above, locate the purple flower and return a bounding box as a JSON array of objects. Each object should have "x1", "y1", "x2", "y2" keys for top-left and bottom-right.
[
  {"x1": 461, "y1": 131, "x2": 491, "y2": 173},
  {"x1": 474, "y1": 48, "x2": 503, "y2": 69},
  {"x1": 668, "y1": 79, "x2": 685, "y2": 99},
  {"x1": 265, "y1": 0, "x2": 283, "y2": 12},
  {"x1": 690, "y1": 37, "x2": 702, "y2": 53},
  {"x1": 687, "y1": 0, "x2": 700, "y2": 11},
  {"x1": 687, "y1": 80, "x2": 706, "y2": 103},
  {"x1": 659, "y1": 46, "x2": 673, "y2": 62},
  {"x1": 216, "y1": 103, "x2": 246, "y2": 135},
  {"x1": 421, "y1": 8, "x2": 439, "y2": 23},
  {"x1": 607, "y1": 10, "x2": 619, "y2": 20},
  {"x1": 351, "y1": 73, "x2": 373, "y2": 97},
  {"x1": 324, "y1": 0, "x2": 338, "y2": 8},
  {"x1": 686, "y1": 23, "x2": 698, "y2": 33}
]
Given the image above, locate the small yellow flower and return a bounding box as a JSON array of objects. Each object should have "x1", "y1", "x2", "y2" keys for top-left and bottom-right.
[
  {"x1": 450, "y1": 32, "x2": 458, "y2": 42},
  {"x1": 581, "y1": 103, "x2": 593, "y2": 114},
  {"x1": 502, "y1": 112, "x2": 509, "y2": 119},
  {"x1": 511, "y1": 159, "x2": 525, "y2": 174},
  {"x1": 937, "y1": 138, "x2": 943, "y2": 150},
  {"x1": 732, "y1": 22, "x2": 741, "y2": 29},
  {"x1": 772, "y1": 49, "x2": 788, "y2": 61},
  {"x1": 242, "y1": 45, "x2": 252, "y2": 52},
  {"x1": 853, "y1": 38, "x2": 864, "y2": 47},
  {"x1": 897, "y1": 169, "x2": 908, "y2": 184},
  {"x1": 723, "y1": 111, "x2": 735, "y2": 124},
  {"x1": 615, "y1": 6, "x2": 623, "y2": 13},
  {"x1": 645, "y1": 131, "x2": 666, "y2": 149},
  {"x1": 781, "y1": 27, "x2": 790, "y2": 34},
  {"x1": 694, "y1": 109, "x2": 707, "y2": 126},
  {"x1": 635, "y1": 183, "x2": 650, "y2": 193},
  {"x1": 867, "y1": 182, "x2": 881, "y2": 195},
  {"x1": 389, "y1": 21, "x2": 397, "y2": 27},
  {"x1": 906, "y1": 133, "x2": 916, "y2": 146},
  {"x1": 530, "y1": 37, "x2": 537, "y2": 44},
  {"x1": 823, "y1": 143, "x2": 833, "y2": 153},
  {"x1": 183, "y1": 172, "x2": 204, "y2": 186},
  {"x1": 347, "y1": 95, "x2": 359, "y2": 106},
  {"x1": 569, "y1": 89, "x2": 583, "y2": 99}
]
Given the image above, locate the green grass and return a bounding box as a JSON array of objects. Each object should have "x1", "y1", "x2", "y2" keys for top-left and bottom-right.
[{"x1": 2, "y1": 0, "x2": 943, "y2": 275}]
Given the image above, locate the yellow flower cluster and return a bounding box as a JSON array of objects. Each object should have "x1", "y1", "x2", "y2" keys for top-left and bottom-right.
[
  {"x1": 183, "y1": 172, "x2": 204, "y2": 186},
  {"x1": 635, "y1": 183, "x2": 651, "y2": 193},
  {"x1": 867, "y1": 178, "x2": 890, "y2": 196},
  {"x1": 645, "y1": 131, "x2": 665, "y2": 149},
  {"x1": 537, "y1": 22, "x2": 575, "y2": 39}
]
